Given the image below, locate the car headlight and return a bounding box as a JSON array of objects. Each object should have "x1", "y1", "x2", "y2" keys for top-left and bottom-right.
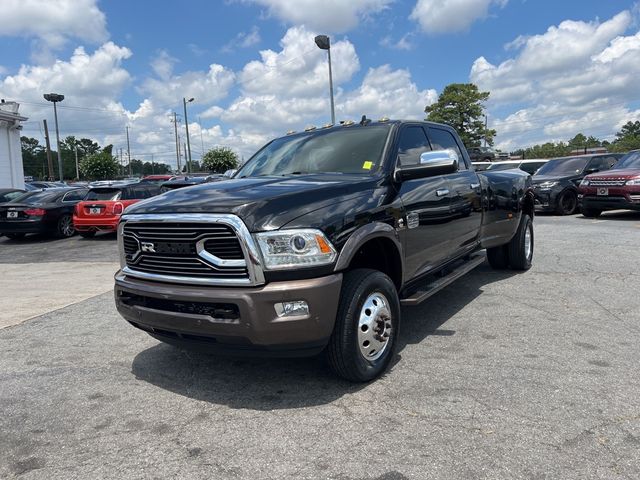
[
  {"x1": 254, "y1": 229, "x2": 337, "y2": 270},
  {"x1": 538, "y1": 181, "x2": 558, "y2": 189},
  {"x1": 626, "y1": 178, "x2": 640, "y2": 186},
  {"x1": 580, "y1": 178, "x2": 590, "y2": 187}
]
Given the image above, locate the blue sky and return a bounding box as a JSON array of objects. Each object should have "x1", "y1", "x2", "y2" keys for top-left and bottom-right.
[{"x1": 1, "y1": 0, "x2": 639, "y2": 166}]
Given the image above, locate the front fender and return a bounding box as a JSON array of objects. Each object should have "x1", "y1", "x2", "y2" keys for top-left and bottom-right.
[{"x1": 334, "y1": 222, "x2": 403, "y2": 274}]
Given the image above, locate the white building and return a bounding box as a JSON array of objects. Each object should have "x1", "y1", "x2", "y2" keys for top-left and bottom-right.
[{"x1": 0, "y1": 101, "x2": 28, "y2": 189}]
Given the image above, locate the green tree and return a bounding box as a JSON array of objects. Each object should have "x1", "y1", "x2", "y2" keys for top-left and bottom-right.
[
  {"x1": 610, "y1": 121, "x2": 640, "y2": 152},
  {"x1": 202, "y1": 147, "x2": 239, "y2": 173},
  {"x1": 425, "y1": 83, "x2": 496, "y2": 148},
  {"x1": 79, "y1": 151, "x2": 120, "y2": 180},
  {"x1": 21, "y1": 137, "x2": 48, "y2": 179}
]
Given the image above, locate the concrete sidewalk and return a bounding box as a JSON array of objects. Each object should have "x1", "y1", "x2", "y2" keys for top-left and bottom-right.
[{"x1": 0, "y1": 261, "x2": 118, "y2": 329}]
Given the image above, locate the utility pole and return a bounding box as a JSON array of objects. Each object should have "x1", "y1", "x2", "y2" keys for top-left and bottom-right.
[
  {"x1": 172, "y1": 112, "x2": 180, "y2": 172},
  {"x1": 126, "y1": 126, "x2": 132, "y2": 176},
  {"x1": 184, "y1": 142, "x2": 188, "y2": 173},
  {"x1": 151, "y1": 154, "x2": 155, "y2": 174},
  {"x1": 43, "y1": 119, "x2": 54, "y2": 181},
  {"x1": 74, "y1": 146, "x2": 79, "y2": 180},
  {"x1": 177, "y1": 136, "x2": 182, "y2": 173},
  {"x1": 119, "y1": 148, "x2": 123, "y2": 176},
  {"x1": 183, "y1": 97, "x2": 194, "y2": 173}
]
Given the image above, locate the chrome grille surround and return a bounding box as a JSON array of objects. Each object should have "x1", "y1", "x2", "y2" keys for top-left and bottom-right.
[
  {"x1": 588, "y1": 179, "x2": 626, "y2": 187},
  {"x1": 117, "y1": 213, "x2": 265, "y2": 286}
]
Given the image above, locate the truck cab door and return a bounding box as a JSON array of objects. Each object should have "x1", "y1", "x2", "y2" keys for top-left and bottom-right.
[
  {"x1": 395, "y1": 124, "x2": 454, "y2": 281},
  {"x1": 426, "y1": 127, "x2": 483, "y2": 257}
]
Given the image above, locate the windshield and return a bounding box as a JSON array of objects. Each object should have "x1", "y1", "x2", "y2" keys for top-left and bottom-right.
[
  {"x1": 613, "y1": 151, "x2": 640, "y2": 169},
  {"x1": 85, "y1": 188, "x2": 122, "y2": 201},
  {"x1": 535, "y1": 157, "x2": 589, "y2": 176},
  {"x1": 236, "y1": 126, "x2": 391, "y2": 178},
  {"x1": 8, "y1": 190, "x2": 62, "y2": 204}
]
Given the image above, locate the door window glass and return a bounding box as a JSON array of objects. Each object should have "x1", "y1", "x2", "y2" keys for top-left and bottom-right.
[
  {"x1": 398, "y1": 126, "x2": 431, "y2": 167},
  {"x1": 427, "y1": 128, "x2": 467, "y2": 170}
]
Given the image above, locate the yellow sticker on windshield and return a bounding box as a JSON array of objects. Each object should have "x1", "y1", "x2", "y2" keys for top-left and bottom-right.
[{"x1": 362, "y1": 161, "x2": 373, "y2": 170}]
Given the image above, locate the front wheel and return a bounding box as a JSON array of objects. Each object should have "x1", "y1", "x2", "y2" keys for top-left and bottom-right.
[
  {"x1": 556, "y1": 190, "x2": 578, "y2": 215},
  {"x1": 56, "y1": 214, "x2": 75, "y2": 238},
  {"x1": 327, "y1": 269, "x2": 400, "y2": 382}
]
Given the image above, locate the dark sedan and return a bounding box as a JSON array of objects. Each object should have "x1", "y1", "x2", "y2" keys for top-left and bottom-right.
[
  {"x1": 532, "y1": 153, "x2": 623, "y2": 215},
  {"x1": 0, "y1": 187, "x2": 89, "y2": 239}
]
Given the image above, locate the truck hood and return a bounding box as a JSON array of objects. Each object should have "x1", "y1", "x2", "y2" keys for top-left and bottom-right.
[
  {"x1": 125, "y1": 174, "x2": 380, "y2": 231},
  {"x1": 583, "y1": 168, "x2": 640, "y2": 180},
  {"x1": 532, "y1": 174, "x2": 581, "y2": 184}
]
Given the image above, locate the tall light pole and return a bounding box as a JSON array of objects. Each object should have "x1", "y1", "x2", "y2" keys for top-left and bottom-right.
[
  {"x1": 44, "y1": 93, "x2": 65, "y2": 181},
  {"x1": 314, "y1": 35, "x2": 335, "y2": 125},
  {"x1": 183, "y1": 97, "x2": 194, "y2": 173}
]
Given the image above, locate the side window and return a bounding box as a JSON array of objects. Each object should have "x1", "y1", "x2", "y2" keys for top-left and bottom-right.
[
  {"x1": 427, "y1": 127, "x2": 467, "y2": 170},
  {"x1": 62, "y1": 189, "x2": 86, "y2": 202},
  {"x1": 397, "y1": 126, "x2": 431, "y2": 167}
]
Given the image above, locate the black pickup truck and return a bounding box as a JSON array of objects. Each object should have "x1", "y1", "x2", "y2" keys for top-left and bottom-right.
[{"x1": 114, "y1": 119, "x2": 534, "y2": 382}]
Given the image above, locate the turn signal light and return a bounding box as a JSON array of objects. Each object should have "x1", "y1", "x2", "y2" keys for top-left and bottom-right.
[
  {"x1": 24, "y1": 208, "x2": 46, "y2": 216},
  {"x1": 112, "y1": 203, "x2": 124, "y2": 215}
]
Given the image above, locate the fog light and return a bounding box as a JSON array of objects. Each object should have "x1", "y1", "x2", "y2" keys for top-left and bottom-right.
[{"x1": 274, "y1": 301, "x2": 309, "y2": 318}]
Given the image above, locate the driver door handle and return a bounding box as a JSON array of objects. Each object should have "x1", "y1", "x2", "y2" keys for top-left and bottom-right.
[{"x1": 436, "y1": 189, "x2": 449, "y2": 197}]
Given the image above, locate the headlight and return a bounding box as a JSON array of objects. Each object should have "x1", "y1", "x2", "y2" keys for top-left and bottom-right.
[
  {"x1": 626, "y1": 178, "x2": 640, "y2": 186},
  {"x1": 580, "y1": 178, "x2": 590, "y2": 187},
  {"x1": 254, "y1": 229, "x2": 337, "y2": 270},
  {"x1": 538, "y1": 181, "x2": 558, "y2": 189}
]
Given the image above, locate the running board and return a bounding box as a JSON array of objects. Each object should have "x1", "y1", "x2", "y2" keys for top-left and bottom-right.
[{"x1": 400, "y1": 253, "x2": 486, "y2": 306}]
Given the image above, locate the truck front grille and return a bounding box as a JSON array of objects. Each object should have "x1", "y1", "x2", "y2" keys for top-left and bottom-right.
[{"x1": 121, "y1": 219, "x2": 252, "y2": 284}]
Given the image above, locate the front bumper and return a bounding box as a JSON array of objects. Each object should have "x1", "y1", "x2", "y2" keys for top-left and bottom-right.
[
  {"x1": 114, "y1": 271, "x2": 343, "y2": 357},
  {"x1": 579, "y1": 194, "x2": 640, "y2": 211},
  {"x1": 533, "y1": 190, "x2": 555, "y2": 211}
]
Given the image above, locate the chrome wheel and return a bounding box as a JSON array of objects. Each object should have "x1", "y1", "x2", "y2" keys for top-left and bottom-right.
[
  {"x1": 524, "y1": 224, "x2": 532, "y2": 260},
  {"x1": 60, "y1": 215, "x2": 74, "y2": 237},
  {"x1": 357, "y1": 292, "x2": 392, "y2": 361}
]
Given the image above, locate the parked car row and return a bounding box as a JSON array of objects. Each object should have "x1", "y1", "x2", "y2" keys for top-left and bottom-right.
[
  {"x1": 473, "y1": 151, "x2": 639, "y2": 217},
  {"x1": 1, "y1": 174, "x2": 231, "y2": 240}
]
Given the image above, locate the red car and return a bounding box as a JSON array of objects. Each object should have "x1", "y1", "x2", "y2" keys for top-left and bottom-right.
[
  {"x1": 73, "y1": 183, "x2": 161, "y2": 237},
  {"x1": 579, "y1": 150, "x2": 640, "y2": 217}
]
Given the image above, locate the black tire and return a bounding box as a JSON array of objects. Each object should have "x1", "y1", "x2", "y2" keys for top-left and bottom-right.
[
  {"x1": 79, "y1": 231, "x2": 96, "y2": 238},
  {"x1": 5, "y1": 233, "x2": 26, "y2": 240},
  {"x1": 582, "y1": 207, "x2": 602, "y2": 218},
  {"x1": 555, "y1": 190, "x2": 578, "y2": 215},
  {"x1": 326, "y1": 269, "x2": 400, "y2": 382},
  {"x1": 508, "y1": 214, "x2": 534, "y2": 270},
  {"x1": 487, "y1": 245, "x2": 509, "y2": 269},
  {"x1": 56, "y1": 214, "x2": 75, "y2": 238}
]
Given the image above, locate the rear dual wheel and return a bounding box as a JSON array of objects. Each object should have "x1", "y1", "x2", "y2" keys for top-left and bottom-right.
[
  {"x1": 487, "y1": 214, "x2": 534, "y2": 271},
  {"x1": 327, "y1": 269, "x2": 400, "y2": 382}
]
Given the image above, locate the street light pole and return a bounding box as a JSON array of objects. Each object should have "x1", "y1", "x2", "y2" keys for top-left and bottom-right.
[
  {"x1": 44, "y1": 93, "x2": 65, "y2": 181},
  {"x1": 183, "y1": 97, "x2": 194, "y2": 173},
  {"x1": 314, "y1": 35, "x2": 335, "y2": 125}
]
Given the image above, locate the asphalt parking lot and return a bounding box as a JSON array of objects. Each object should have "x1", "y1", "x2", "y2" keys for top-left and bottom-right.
[{"x1": 1, "y1": 212, "x2": 639, "y2": 479}]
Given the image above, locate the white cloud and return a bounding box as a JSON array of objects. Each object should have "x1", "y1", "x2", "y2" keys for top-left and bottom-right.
[
  {"x1": 222, "y1": 26, "x2": 262, "y2": 53},
  {"x1": 0, "y1": 0, "x2": 108, "y2": 48},
  {"x1": 410, "y1": 0, "x2": 508, "y2": 34},
  {"x1": 469, "y1": 10, "x2": 640, "y2": 151},
  {"x1": 244, "y1": 0, "x2": 393, "y2": 33},
  {"x1": 240, "y1": 26, "x2": 359, "y2": 98},
  {"x1": 380, "y1": 33, "x2": 415, "y2": 50},
  {"x1": 150, "y1": 50, "x2": 178, "y2": 80},
  {"x1": 140, "y1": 63, "x2": 236, "y2": 106},
  {"x1": 340, "y1": 65, "x2": 437, "y2": 119}
]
